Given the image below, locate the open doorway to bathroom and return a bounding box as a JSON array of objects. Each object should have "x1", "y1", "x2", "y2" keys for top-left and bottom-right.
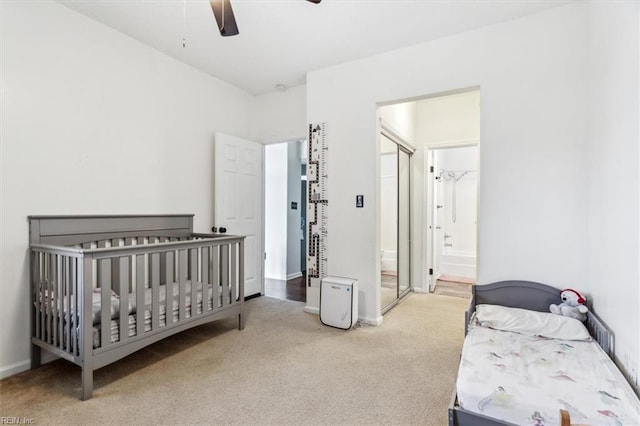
[
  {"x1": 427, "y1": 145, "x2": 478, "y2": 297},
  {"x1": 423, "y1": 90, "x2": 480, "y2": 298}
]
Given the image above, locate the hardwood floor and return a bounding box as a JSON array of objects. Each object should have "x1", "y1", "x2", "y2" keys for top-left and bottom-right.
[
  {"x1": 433, "y1": 279, "x2": 472, "y2": 298},
  {"x1": 265, "y1": 273, "x2": 306, "y2": 302}
]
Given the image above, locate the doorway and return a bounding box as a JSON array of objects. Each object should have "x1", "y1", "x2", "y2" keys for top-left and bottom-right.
[
  {"x1": 378, "y1": 88, "x2": 479, "y2": 303},
  {"x1": 427, "y1": 145, "x2": 478, "y2": 296},
  {"x1": 264, "y1": 140, "x2": 307, "y2": 302}
]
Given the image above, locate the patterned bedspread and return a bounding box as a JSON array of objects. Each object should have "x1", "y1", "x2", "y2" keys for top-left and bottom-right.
[{"x1": 457, "y1": 322, "x2": 640, "y2": 426}]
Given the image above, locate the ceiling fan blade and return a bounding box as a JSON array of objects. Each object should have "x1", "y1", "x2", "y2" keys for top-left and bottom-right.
[
  {"x1": 307, "y1": 0, "x2": 321, "y2": 3},
  {"x1": 209, "y1": 0, "x2": 239, "y2": 37}
]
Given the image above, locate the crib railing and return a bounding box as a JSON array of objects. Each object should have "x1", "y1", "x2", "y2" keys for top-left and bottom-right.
[{"x1": 31, "y1": 234, "x2": 244, "y2": 364}]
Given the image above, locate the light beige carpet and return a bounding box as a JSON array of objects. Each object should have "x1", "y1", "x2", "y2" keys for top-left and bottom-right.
[{"x1": 0, "y1": 293, "x2": 468, "y2": 425}]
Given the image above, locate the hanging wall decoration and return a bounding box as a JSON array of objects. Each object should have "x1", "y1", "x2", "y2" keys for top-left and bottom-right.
[{"x1": 307, "y1": 123, "x2": 328, "y2": 288}]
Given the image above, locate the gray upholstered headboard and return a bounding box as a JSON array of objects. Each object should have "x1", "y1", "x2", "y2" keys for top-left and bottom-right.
[
  {"x1": 467, "y1": 280, "x2": 613, "y2": 358},
  {"x1": 465, "y1": 280, "x2": 561, "y2": 332},
  {"x1": 28, "y1": 214, "x2": 194, "y2": 246},
  {"x1": 473, "y1": 280, "x2": 561, "y2": 312}
]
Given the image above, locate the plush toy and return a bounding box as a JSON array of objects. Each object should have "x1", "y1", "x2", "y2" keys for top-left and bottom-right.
[{"x1": 549, "y1": 289, "x2": 589, "y2": 321}]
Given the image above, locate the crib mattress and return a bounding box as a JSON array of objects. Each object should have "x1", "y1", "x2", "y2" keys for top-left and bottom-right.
[
  {"x1": 92, "y1": 292, "x2": 216, "y2": 348},
  {"x1": 39, "y1": 281, "x2": 231, "y2": 349},
  {"x1": 457, "y1": 322, "x2": 640, "y2": 426}
]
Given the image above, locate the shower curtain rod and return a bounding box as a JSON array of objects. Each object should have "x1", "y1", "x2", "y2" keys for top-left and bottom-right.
[{"x1": 380, "y1": 119, "x2": 416, "y2": 154}]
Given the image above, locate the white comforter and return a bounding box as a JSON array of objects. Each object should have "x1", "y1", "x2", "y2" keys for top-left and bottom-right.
[{"x1": 457, "y1": 322, "x2": 640, "y2": 426}]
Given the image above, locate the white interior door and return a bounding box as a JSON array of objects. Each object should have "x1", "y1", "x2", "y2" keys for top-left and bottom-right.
[{"x1": 214, "y1": 132, "x2": 264, "y2": 297}]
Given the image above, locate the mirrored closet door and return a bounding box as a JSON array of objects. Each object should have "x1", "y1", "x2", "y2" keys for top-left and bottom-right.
[{"x1": 380, "y1": 134, "x2": 412, "y2": 314}]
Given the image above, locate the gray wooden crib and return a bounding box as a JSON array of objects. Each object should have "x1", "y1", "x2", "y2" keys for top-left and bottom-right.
[{"x1": 29, "y1": 215, "x2": 245, "y2": 400}]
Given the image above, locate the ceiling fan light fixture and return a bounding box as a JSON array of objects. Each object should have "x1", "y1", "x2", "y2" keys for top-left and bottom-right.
[
  {"x1": 210, "y1": 0, "x2": 239, "y2": 37},
  {"x1": 210, "y1": 0, "x2": 320, "y2": 38}
]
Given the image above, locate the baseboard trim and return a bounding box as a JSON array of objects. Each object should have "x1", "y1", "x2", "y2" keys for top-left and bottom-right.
[
  {"x1": 360, "y1": 315, "x2": 383, "y2": 326},
  {"x1": 0, "y1": 360, "x2": 30, "y2": 380},
  {"x1": 265, "y1": 275, "x2": 286, "y2": 281},
  {"x1": 286, "y1": 272, "x2": 303, "y2": 280},
  {"x1": 245, "y1": 293, "x2": 262, "y2": 301},
  {"x1": 304, "y1": 305, "x2": 319, "y2": 315}
]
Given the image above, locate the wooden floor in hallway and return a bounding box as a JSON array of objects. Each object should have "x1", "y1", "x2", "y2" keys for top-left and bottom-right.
[
  {"x1": 265, "y1": 273, "x2": 306, "y2": 302},
  {"x1": 433, "y1": 279, "x2": 472, "y2": 298}
]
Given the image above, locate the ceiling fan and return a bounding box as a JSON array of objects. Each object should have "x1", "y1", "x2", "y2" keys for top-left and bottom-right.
[{"x1": 209, "y1": 0, "x2": 321, "y2": 37}]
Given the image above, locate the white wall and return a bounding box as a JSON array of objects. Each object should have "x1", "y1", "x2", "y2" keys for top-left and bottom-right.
[
  {"x1": 379, "y1": 102, "x2": 417, "y2": 144},
  {"x1": 264, "y1": 144, "x2": 288, "y2": 280},
  {"x1": 585, "y1": 1, "x2": 640, "y2": 381},
  {"x1": 0, "y1": 1, "x2": 252, "y2": 377},
  {"x1": 307, "y1": 4, "x2": 590, "y2": 325},
  {"x1": 251, "y1": 85, "x2": 307, "y2": 144},
  {"x1": 286, "y1": 142, "x2": 302, "y2": 279},
  {"x1": 416, "y1": 91, "x2": 480, "y2": 144}
]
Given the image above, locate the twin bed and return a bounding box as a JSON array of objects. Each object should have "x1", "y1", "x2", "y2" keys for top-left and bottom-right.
[
  {"x1": 449, "y1": 281, "x2": 640, "y2": 426},
  {"x1": 30, "y1": 215, "x2": 245, "y2": 400}
]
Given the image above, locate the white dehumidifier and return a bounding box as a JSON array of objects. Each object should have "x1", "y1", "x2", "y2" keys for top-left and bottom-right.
[{"x1": 320, "y1": 276, "x2": 358, "y2": 330}]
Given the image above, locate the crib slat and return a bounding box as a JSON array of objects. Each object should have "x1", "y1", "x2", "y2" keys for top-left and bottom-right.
[
  {"x1": 118, "y1": 257, "x2": 129, "y2": 342},
  {"x1": 221, "y1": 245, "x2": 229, "y2": 306},
  {"x1": 165, "y1": 252, "x2": 174, "y2": 328},
  {"x1": 136, "y1": 254, "x2": 145, "y2": 337},
  {"x1": 161, "y1": 250, "x2": 174, "y2": 287},
  {"x1": 34, "y1": 252, "x2": 41, "y2": 342},
  {"x1": 47, "y1": 253, "x2": 54, "y2": 345},
  {"x1": 201, "y1": 247, "x2": 209, "y2": 313},
  {"x1": 230, "y1": 244, "x2": 237, "y2": 303},
  {"x1": 58, "y1": 255, "x2": 64, "y2": 348},
  {"x1": 99, "y1": 258, "x2": 111, "y2": 348},
  {"x1": 178, "y1": 250, "x2": 187, "y2": 320},
  {"x1": 52, "y1": 255, "x2": 57, "y2": 346},
  {"x1": 150, "y1": 252, "x2": 160, "y2": 330},
  {"x1": 63, "y1": 257, "x2": 70, "y2": 352},
  {"x1": 44, "y1": 253, "x2": 50, "y2": 344},
  {"x1": 71, "y1": 257, "x2": 78, "y2": 356},
  {"x1": 212, "y1": 246, "x2": 220, "y2": 308},
  {"x1": 189, "y1": 248, "x2": 198, "y2": 315}
]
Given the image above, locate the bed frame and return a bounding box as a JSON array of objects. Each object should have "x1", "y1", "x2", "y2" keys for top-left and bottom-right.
[
  {"x1": 448, "y1": 280, "x2": 615, "y2": 426},
  {"x1": 29, "y1": 215, "x2": 245, "y2": 400}
]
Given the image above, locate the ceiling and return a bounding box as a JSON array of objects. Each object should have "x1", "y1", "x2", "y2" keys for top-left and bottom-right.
[{"x1": 59, "y1": 0, "x2": 570, "y2": 95}]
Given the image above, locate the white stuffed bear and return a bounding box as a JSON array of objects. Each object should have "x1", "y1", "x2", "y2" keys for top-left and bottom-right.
[{"x1": 550, "y1": 288, "x2": 589, "y2": 321}]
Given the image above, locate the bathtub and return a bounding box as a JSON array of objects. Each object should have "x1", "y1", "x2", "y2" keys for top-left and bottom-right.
[{"x1": 439, "y1": 249, "x2": 476, "y2": 280}]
